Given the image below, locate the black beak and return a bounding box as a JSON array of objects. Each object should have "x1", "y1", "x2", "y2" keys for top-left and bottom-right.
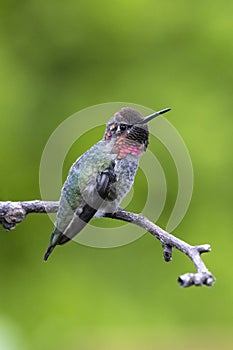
[{"x1": 137, "y1": 107, "x2": 171, "y2": 124}]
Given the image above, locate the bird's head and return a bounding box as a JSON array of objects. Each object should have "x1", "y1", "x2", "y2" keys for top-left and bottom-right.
[{"x1": 104, "y1": 107, "x2": 171, "y2": 150}]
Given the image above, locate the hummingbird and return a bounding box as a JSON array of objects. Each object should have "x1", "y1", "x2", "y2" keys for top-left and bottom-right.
[{"x1": 44, "y1": 106, "x2": 171, "y2": 260}]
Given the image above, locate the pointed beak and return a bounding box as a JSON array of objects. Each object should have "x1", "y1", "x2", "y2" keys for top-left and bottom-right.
[{"x1": 137, "y1": 107, "x2": 171, "y2": 124}]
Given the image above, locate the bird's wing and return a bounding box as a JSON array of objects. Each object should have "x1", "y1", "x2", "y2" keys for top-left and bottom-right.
[
  {"x1": 44, "y1": 160, "x2": 116, "y2": 260},
  {"x1": 60, "y1": 160, "x2": 117, "y2": 243}
]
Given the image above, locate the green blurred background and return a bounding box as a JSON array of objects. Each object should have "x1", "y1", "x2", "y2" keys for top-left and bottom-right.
[{"x1": 0, "y1": 0, "x2": 232, "y2": 349}]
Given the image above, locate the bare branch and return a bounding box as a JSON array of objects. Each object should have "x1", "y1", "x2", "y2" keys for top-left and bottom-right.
[
  {"x1": 0, "y1": 201, "x2": 215, "y2": 287},
  {"x1": 0, "y1": 200, "x2": 58, "y2": 230}
]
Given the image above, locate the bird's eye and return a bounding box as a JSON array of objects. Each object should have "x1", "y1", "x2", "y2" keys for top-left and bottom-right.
[{"x1": 120, "y1": 124, "x2": 127, "y2": 131}]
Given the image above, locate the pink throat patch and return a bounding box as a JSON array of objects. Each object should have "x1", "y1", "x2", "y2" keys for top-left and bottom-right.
[
  {"x1": 110, "y1": 135, "x2": 144, "y2": 159},
  {"x1": 115, "y1": 143, "x2": 143, "y2": 159}
]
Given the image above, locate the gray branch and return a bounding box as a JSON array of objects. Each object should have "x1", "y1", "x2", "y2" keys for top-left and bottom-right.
[{"x1": 0, "y1": 200, "x2": 215, "y2": 288}]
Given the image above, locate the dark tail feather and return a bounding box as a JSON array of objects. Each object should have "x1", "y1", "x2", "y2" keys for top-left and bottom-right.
[
  {"x1": 44, "y1": 244, "x2": 56, "y2": 261},
  {"x1": 58, "y1": 235, "x2": 71, "y2": 245},
  {"x1": 44, "y1": 203, "x2": 98, "y2": 261}
]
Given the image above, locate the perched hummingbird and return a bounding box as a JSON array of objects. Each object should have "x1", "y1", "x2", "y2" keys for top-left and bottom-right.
[{"x1": 44, "y1": 107, "x2": 171, "y2": 260}]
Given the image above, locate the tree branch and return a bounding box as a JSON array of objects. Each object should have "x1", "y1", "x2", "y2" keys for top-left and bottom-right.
[{"x1": 0, "y1": 200, "x2": 215, "y2": 288}]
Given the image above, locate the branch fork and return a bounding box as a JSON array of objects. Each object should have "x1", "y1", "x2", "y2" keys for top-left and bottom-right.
[{"x1": 0, "y1": 200, "x2": 215, "y2": 287}]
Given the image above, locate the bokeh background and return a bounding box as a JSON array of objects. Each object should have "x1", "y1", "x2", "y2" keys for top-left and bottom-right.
[{"x1": 0, "y1": 0, "x2": 232, "y2": 349}]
